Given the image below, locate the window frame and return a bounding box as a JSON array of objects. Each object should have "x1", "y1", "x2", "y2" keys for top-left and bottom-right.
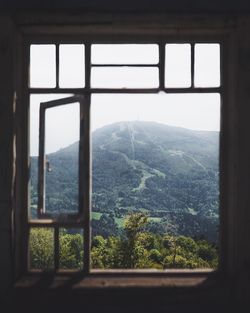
[
  {"x1": 37, "y1": 95, "x2": 88, "y2": 221},
  {"x1": 15, "y1": 25, "x2": 232, "y2": 281}
]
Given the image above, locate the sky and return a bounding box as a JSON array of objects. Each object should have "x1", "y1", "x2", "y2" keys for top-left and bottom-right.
[{"x1": 29, "y1": 44, "x2": 221, "y2": 155}]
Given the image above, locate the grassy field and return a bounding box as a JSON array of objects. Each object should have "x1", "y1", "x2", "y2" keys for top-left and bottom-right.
[
  {"x1": 114, "y1": 217, "x2": 125, "y2": 227},
  {"x1": 148, "y1": 217, "x2": 162, "y2": 223},
  {"x1": 91, "y1": 212, "x2": 102, "y2": 220}
]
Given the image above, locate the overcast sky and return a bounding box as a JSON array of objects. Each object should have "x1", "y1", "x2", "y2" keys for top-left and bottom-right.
[{"x1": 30, "y1": 44, "x2": 220, "y2": 155}]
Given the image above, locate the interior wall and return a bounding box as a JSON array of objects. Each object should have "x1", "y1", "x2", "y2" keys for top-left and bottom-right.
[
  {"x1": 234, "y1": 18, "x2": 250, "y2": 304},
  {"x1": 0, "y1": 16, "x2": 15, "y2": 295},
  {"x1": 1, "y1": 0, "x2": 250, "y2": 13},
  {"x1": 0, "y1": 9, "x2": 250, "y2": 312}
]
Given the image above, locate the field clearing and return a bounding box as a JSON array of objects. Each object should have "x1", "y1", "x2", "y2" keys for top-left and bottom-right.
[
  {"x1": 91, "y1": 212, "x2": 102, "y2": 220},
  {"x1": 148, "y1": 217, "x2": 162, "y2": 223},
  {"x1": 115, "y1": 217, "x2": 125, "y2": 227}
]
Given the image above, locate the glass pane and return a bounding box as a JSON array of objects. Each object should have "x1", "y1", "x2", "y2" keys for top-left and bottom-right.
[
  {"x1": 29, "y1": 227, "x2": 54, "y2": 270},
  {"x1": 91, "y1": 67, "x2": 159, "y2": 88},
  {"x1": 44, "y1": 102, "x2": 80, "y2": 215},
  {"x1": 59, "y1": 44, "x2": 85, "y2": 88},
  {"x1": 29, "y1": 94, "x2": 72, "y2": 219},
  {"x1": 91, "y1": 93, "x2": 220, "y2": 270},
  {"x1": 30, "y1": 45, "x2": 56, "y2": 88},
  {"x1": 91, "y1": 44, "x2": 159, "y2": 64},
  {"x1": 194, "y1": 44, "x2": 220, "y2": 87},
  {"x1": 59, "y1": 228, "x2": 84, "y2": 269},
  {"x1": 165, "y1": 44, "x2": 191, "y2": 88}
]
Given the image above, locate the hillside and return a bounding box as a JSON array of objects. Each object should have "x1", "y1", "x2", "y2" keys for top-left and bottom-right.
[{"x1": 31, "y1": 121, "x2": 219, "y2": 242}]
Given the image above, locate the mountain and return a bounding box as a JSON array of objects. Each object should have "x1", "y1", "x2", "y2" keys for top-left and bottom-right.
[{"x1": 30, "y1": 121, "x2": 219, "y2": 242}]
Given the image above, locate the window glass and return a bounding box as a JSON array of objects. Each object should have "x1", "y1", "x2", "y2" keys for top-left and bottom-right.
[
  {"x1": 91, "y1": 44, "x2": 159, "y2": 64},
  {"x1": 91, "y1": 67, "x2": 159, "y2": 88},
  {"x1": 44, "y1": 102, "x2": 80, "y2": 215},
  {"x1": 91, "y1": 93, "x2": 220, "y2": 270},
  {"x1": 29, "y1": 227, "x2": 54, "y2": 270},
  {"x1": 165, "y1": 44, "x2": 191, "y2": 88},
  {"x1": 30, "y1": 45, "x2": 56, "y2": 88},
  {"x1": 59, "y1": 44, "x2": 85, "y2": 88},
  {"x1": 194, "y1": 44, "x2": 220, "y2": 87},
  {"x1": 59, "y1": 228, "x2": 84, "y2": 269}
]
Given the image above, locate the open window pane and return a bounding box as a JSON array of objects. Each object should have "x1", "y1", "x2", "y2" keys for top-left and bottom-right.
[
  {"x1": 165, "y1": 44, "x2": 191, "y2": 88},
  {"x1": 44, "y1": 102, "x2": 80, "y2": 215},
  {"x1": 59, "y1": 44, "x2": 85, "y2": 88},
  {"x1": 91, "y1": 67, "x2": 159, "y2": 88},
  {"x1": 91, "y1": 44, "x2": 159, "y2": 64},
  {"x1": 30, "y1": 45, "x2": 56, "y2": 88},
  {"x1": 194, "y1": 44, "x2": 220, "y2": 87},
  {"x1": 29, "y1": 94, "x2": 72, "y2": 219},
  {"x1": 59, "y1": 228, "x2": 84, "y2": 269},
  {"x1": 29, "y1": 227, "x2": 54, "y2": 270},
  {"x1": 91, "y1": 93, "x2": 220, "y2": 270}
]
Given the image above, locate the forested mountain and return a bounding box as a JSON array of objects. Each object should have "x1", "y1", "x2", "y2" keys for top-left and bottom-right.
[{"x1": 31, "y1": 121, "x2": 219, "y2": 242}]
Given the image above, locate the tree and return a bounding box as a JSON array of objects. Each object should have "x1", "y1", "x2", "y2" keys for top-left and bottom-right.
[
  {"x1": 29, "y1": 228, "x2": 54, "y2": 269},
  {"x1": 163, "y1": 254, "x2": 188, "y2": 269},
  {"x1": 59, "y1": 230, "x2": 83, "y2": 269},
  {"x1": 29, "y1": 215, "x2": 218, "y2": 271},
  {"x1": 120, "y1": 212, "x2": 148, "y2": 268},
  {"x1": 149, "y1": 249, "x2": 163, "y2": 263}
]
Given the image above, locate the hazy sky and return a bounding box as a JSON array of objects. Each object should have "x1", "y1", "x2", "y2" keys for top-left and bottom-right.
[{"x1": 30, "y1": 44, "x2": 220, "y2": 155}]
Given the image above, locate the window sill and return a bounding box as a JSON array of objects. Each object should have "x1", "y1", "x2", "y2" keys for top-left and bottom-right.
[
  {"x1": 10, "y1": 271, "x2": 233, "y2": 313},
  {"x1": 14, "y1": 269, "x2": 220, "y2": 290}
]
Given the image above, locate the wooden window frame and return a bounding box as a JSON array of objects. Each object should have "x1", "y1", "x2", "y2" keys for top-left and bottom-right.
[
  {"x1": 14, "y1": 18, "x2": 237, "y2": 285},
  {"x1": 37, "y1": 95, "x2": 89, "y2": 221}
]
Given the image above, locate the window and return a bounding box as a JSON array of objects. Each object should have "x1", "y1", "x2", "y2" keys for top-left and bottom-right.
[{"x1": 25, "y1": 39, "x2": 221, "y2": 274}]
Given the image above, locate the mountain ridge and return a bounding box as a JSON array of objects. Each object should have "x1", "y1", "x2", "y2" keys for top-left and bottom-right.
[{"x1": 31, "y1": 121, "x2": 219, "y2": 242}]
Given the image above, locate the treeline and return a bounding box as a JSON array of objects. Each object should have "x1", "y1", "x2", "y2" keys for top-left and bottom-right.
[{"x1": 30, "y1": 213, "x2": 218, "y2": 270}]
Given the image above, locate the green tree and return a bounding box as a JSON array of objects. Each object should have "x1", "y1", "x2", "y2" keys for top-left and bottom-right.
[
  {"x1": 163, "y1": 254, "x2": 189, "y2": 268},
  {"x1": 91, "y1": 235, "x2": 121, "y2": 269},
  {"x1": 120, "y1": 212, "x2": 148, "y2": 268},
  {"x1": 59, "y1": 230, "x2": 83, "y2": 269},
  {"x1": 29, "y1": 228, "x2": 54, "y2": 269},
  {"x1": 149, "y1": 249, "x2": 163, "y2": 263}
]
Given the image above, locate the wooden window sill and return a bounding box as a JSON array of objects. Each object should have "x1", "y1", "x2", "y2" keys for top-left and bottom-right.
[{"x1": 14, "y1": 269, "x2": 220, "y2": 290}]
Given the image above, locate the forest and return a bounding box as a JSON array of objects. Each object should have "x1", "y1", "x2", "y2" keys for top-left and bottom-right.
[
  {"x1": 30, "y1": 121, "x2": 219, "y2": 242},
  {"x1": 30, "y1": 122, "x2": 219, "y2": 269},
  {"x1": 30, "y1": 213, "x2": 218, "y2": 270}
]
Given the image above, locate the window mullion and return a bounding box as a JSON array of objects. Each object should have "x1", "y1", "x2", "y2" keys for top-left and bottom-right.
[
  {"x1": 85, "y1": 43, "x2": 91, "y2": 92},
  {"x1": 56, "y1": 44, "x2": 59, "y2": 88},
  {"x1": 159, "y1": 42, "x2": 165, "y2": 90},
  {"x1": 80, "y1": 95, "x2": 91, "y2": 274},
  {"x1": 191, "y1": 43, "x2": 195, "y2": 88},
  {"x1": 54, "y1": 226, "x2": 59, "y2": 271},
  {"x1": 38, "y1": 106, "x2": 46, "y2": 217}
]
